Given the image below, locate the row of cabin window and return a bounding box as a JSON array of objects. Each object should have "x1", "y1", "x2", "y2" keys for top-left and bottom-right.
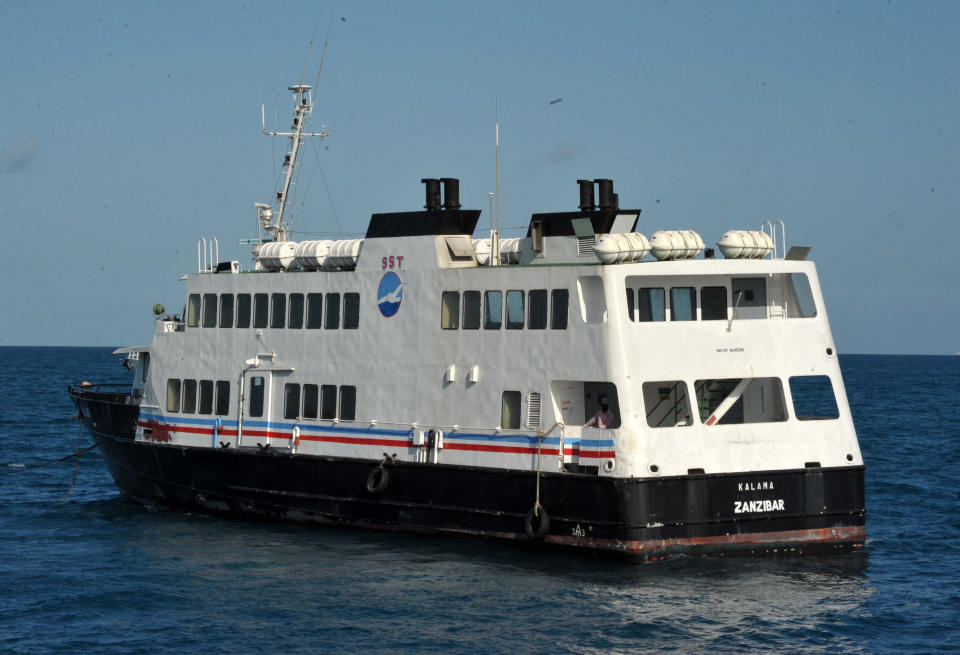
[
  {"x1": 166, "y1": 379, "x2": 230, "y2": 415},
  {"x1": 186, "y1": 292, "x2": 360, "y2": 330},
  {"x1": 441, "y1": 289, "x2": 569, "y2": 330},
  {"x1": 280, "y1": 383, "x2": 357, "y2": 421}
]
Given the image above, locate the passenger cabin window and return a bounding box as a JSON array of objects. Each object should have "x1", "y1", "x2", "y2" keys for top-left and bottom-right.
[
  {"x1": 271, "y1": 293, "x2": 286, "y2": 328},
  {"x1": 732, "y1": 278, "x2": 767, "y2": 319},
  {"x1": 253, "y1": 293, "x2": 268, "y2": 328},
  {"x1": 215, "y1": 381, "x2": 230, "y2": 416},
  {"x1": 219, "y1": 294, "x2": 234, "y2": 328},
  {"x1": 484, "y1": 291, "x2": 503, "y2": 329},
  {"x1": 344, "y1": 293, "x2": 360, "y2": 329},
  {"x1": 501, "y1": 390, "x2": 521, "y2": 429},
  {"x1": 700, "y1": 286, "x2": 727, "y2": 321},
  {"x1": 166, "y1": 379, "x2": 182, "y2": 412},
  {"x1": 182, "y1": 379, "x2": 197, "y2": 414},
  {"x1": 789, "y1": 375, "x2": 839, "y2": 420},
  {"x1": 670, "y1": 287, "x2": 696, "y2": 321},
  {"x1": 307, "y1": 293, "x2": 323, "y2": 329},
  {"x1": 202, "y1": 294, "x2": 217, "y2": 327},
  {"x1": 506, "y1": 291, "x2": 524, "y2": 329},
  {"x1": 303, "y1": 384, "x2": 319, "y2": 419},
  {"x1": 463, "y1": 291, "x2": 481, "y2": 329},
  {"x1": 320, "y1": 385, "x2": 337, "y2": 419},
  {"x1": 289, "y1": 293, "x2": 304, "y2": 329},
  {"x1": 324, "y1": 293, "x2": 340, "y2": 329},
  {"x1": 551, "y1": 289, "x2": 569, "y2": 329},
  {"x1": 643, "y1": 381, "x2": 693, "y2": 427},
  {"x1": 695, "y1": 377, "x2": 787, "y2": 425},
  {"x1": 198, "y1": 380, "x2": 214, "y2": 414},
  {"x1": 528, "y1": 289, "x2": 547, "y2": 329},
  {"x1": 284, "y1": 383, "x2": 300, "y2": 419},
  {"x1": 249, "y1": 376, "x2": 265, "y2": 417},
  {"x1": 441, "y1": 291, "x2": 460, "y2": 329},
  {"x1": 236, "y1": 294, "x2": 251, "y2": 328},
  {"x1": 187, "y1": 295, "x2": 201, "y2": 327},
  {"x1": 339, "y1": 385, "x2": 357, "y2": 421}
]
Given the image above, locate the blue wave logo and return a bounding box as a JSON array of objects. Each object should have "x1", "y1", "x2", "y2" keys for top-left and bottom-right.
[{"x1": 377, "y1": 272, "x2": 403, "y2": 317}]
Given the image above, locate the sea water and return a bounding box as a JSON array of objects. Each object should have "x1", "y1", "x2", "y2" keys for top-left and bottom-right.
[{"x1": 0, "y1": 347, "x2": 957, "y2": 653}]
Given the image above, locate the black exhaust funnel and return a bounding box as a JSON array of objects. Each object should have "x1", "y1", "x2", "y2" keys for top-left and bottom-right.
[
  {"x1": 440, "y1": 177, "x2": 461, "y2": 210},
  {"x1": 577, "y1": 179, "x2": 595, "y2": 211},
  {"x1": 595, "y1": 178, "x2": 614, "y2": 210},
  {"x1": 421, "y1": 178, "x2": 441, "y2": 211}
]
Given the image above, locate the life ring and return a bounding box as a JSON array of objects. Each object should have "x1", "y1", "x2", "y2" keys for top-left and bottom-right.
[
  {"x1": 366, "y1": 466, "x2": 389, "y2": 494},
  {"x1": 523, "y1": 506, "x2": 550, "y2": 540}
]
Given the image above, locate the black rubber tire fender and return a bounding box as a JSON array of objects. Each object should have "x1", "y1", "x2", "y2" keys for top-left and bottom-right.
[
  {"x1": 523, "y1": 506, "x2": 550, "y2": 540},
  {"x1": 366, "y1": 466, "x2": 389, "y2": 494}
]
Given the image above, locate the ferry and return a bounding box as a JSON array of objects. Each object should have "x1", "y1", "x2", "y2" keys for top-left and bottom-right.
[{"x1": 69, "y1": 82, "x2": 865, "y2": 559}]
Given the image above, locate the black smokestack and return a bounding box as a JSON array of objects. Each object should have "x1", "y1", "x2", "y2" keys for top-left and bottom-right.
[
  {"x1": 440, "y1": 177, "x2": 461, "y2": 210},
  {"x1": 577, "y1": 179, "x2": 595, "y2": 211},
  {"x1": 421, "y1": 178, "x2": 441, "y2": 211},
  {"x1": 595, "y1": 178, "x2": 614, "y2": 210}
]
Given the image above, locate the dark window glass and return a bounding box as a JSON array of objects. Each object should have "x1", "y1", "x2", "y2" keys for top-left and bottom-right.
[
  {"x1": 307, "y1": 293, "x2": 323, "y2": 329},
  {"x1": 484, "y1": 291, "x2": 503, "y2": 329},
  {"x1": 325, "y1": 293, "x2": 340, "y2": 329},
  {"x1": 339, "y1": 385, "x2": 356, "y2": 421},
  {"x1": 344, "y1": 293, "x2": 360, "y2": 329},
  {"x1": 637, "y1": 288, "x2": 665, "y2": 322},
  {"x1": 253, "y1": 293, "x2": 268, "y2": 328},
  {"x1": 303, "y1": 384, "x2": 319, "y2": 419},
  {"x1": 626, "y1": 287, "x2": 636, "y2": 322},
  {"x1": 198, "y1": 380, "x2": 214, "y2": 415},
  {"x1": 671, "y1": 287, "x2": 696, "y2": 321},
  {"x1": 249, "y1": 376, "x2": 264, "y2": 417},
  {"x1": 441, "y1": 291, "x2": 460, "y2": 329},
  {"x1": 219, "y1": 294, "x2": 234, "y2": 328},
  {"x1": 202, "y1": 293, "x2": 217, "y2": 327},
  {"x1": 182, "y1": 379, "x2": 197, "y2": 414},
  {"x1": 789, "y1": 375, "x2": 840, "y2": 420},
  {"x1": 528, "y1": 289, "x2": 547, "y2": 329},
  {"x1": 236, "y1": 294, "x2": 251, "y2": 328},
  {"x1": 506, "y1": 291, "x2": 524, "y2": 329},
  {"x1": 215, "y1": 381, "x2": 230, "y2": 416},
  {"x1": 463, "y1": 291, "x2": 481, "y2": 329},
  {"x1": 289, "y1": 293, "x2": 304, "y2": 329},
  {"x1": 320, "y1": 385, "x2": 337, "y2": 419},
  {"x1": 701, "y1": 286, "x2": 727, "y2": 320},
  {"x1": 166, "y1": 379, "x2": 181, "y2": 412},
  {"x1": 551, "y1": 289, "x2": 569, "y2": 329},
  {"x1": 187, "y1": 294, "x2": 201, "y2": 327},
  {"x1": 271, "y1": 293, "x2": 286, "y2": 329},
  {"x1": 284, "y1": 383, "x2": 300, "y2": 419}
]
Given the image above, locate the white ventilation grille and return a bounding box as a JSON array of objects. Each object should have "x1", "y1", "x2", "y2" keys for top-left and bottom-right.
[
  {"x1": 577, "y1": 236, "x2": 596, "y2": 257},
  {"x1": 525, "y1": 392, "x2": 541, "y2": 428}
]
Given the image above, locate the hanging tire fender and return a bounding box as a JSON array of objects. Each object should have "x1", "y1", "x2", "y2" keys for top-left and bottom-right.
[
  {"x1": 523, "y1": 506, "x2": 550, "y2": 540},
  {"x1": 366, "y1": 466, "x2": 390, "y2": 494}
]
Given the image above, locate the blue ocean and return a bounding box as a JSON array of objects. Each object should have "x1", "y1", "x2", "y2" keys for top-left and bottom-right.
[{"x1": 1, "y1": 347, "x2": 956, "y2": 654}]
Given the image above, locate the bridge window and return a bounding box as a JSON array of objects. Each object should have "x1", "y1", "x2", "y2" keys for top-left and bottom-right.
[
  {"x1": 732, "y1": 278, "x2": 767, "y2": 319},
  {"x1": 528, "y1": 290, "x2": 547, "y2": 329},
  {"x1": 789, "y1": 375, "x2": 839, "y2": 420},
  {"x1": 198, "y1": 380, "x2": 214, "y2": 414},
  {"x1": 202, "y1": 294, "x2": 217, "y2": 327},
  {"x1": 344, "y1": 293, "x2": 360, "y2": 329},
  {"x1": 551, "y1": 289, "x2": 569, "y2": 329},
  {"x1": 306, "y1": 293, "x2": 323, "y2": 329},
  {"x1": 700, "y1": 286, "x2": 727, "y2": 320},
  {"x1": 187, "y1": 295, "x2": 201, "y2": 327},
  {"x1": 253, "y1": 293, "x2": 268, "y2": 328},
  {"x1": 215, "y1": 381, "x2": 230, "y2": 415},
  {"x1": 441, "y1": 291, "x2": 460, "y2": 329},
  {"x1": 271, "y1": 293, "x2": 286, "y2": 328},
  {"x1": 638, "y1": 288, "x2": 665, "y2": 322},
  {"x1": 324, "y1": 293, "x2": 340, "y2": 329},
  {"x1": 642, "y1": 381, "x2": 692, "y2": 428},
  {"x1": 219, "y1": 294, "x2": 234, "y2": 328},
  {"x1": 463, "y1": 291, "x2": 481, "y2": 329},
  {"x1": 670, "y1": 287, "x2": 696, "y2": 321},
  {"x1": 236, "y1": 294, "x2": 251, "y2": 328},
  {"x1": 484, "y1": 291, "x2": 503, "y2": 329},
  {"x1": 506, "y1": 290, "x2": 524, "y2": 329},
  {"x1": 289, "y1": 293, "x2": 304, "y2": 329},
  {"x1": 166, "y1": 379, "x2": 181, "y2": 412},
  {"x1": 182, "y1": 379, "x2": 197, "y2": 414}
]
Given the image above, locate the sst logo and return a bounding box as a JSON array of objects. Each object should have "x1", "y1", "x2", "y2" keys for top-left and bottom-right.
[{"x1": 377, "y1": 272, "x2": 403, "y2": 317}]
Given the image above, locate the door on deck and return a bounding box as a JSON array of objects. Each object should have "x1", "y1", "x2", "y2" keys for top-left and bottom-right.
[{"x1": 240, "y1": 370, "x2": 273, "y2": 447}]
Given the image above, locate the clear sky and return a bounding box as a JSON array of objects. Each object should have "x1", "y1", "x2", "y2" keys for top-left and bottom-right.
[{"x1": 0, "y1": 0, "x2": 957, "y2": 353}]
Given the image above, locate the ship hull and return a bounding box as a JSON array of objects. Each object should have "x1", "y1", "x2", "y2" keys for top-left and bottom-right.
[{"x1": 71, "y1": 392, "x2": 865, "y2": 559}]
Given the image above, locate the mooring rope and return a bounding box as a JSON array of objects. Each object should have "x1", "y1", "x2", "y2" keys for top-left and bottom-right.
[
  {"x1": 533, "y1": 431, "x2": 543, "y2": 517},
  {"x1": 59, "y1": 420, "x2": 85, "y2": 501}
]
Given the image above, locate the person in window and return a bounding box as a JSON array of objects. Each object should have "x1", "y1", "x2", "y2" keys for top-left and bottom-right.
[{"x1": 584, "y1": 395, "x2": 616, "y2": 428}]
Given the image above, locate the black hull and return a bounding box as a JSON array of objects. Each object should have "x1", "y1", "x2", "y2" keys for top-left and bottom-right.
[{"x1": 71, "y1": 390, "x2": 865, "y2": 559}]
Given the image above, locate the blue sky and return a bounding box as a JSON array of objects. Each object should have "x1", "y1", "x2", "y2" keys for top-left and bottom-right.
[{"x1": 0, "y1": 0, "x2": 957, "y2": 353}]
